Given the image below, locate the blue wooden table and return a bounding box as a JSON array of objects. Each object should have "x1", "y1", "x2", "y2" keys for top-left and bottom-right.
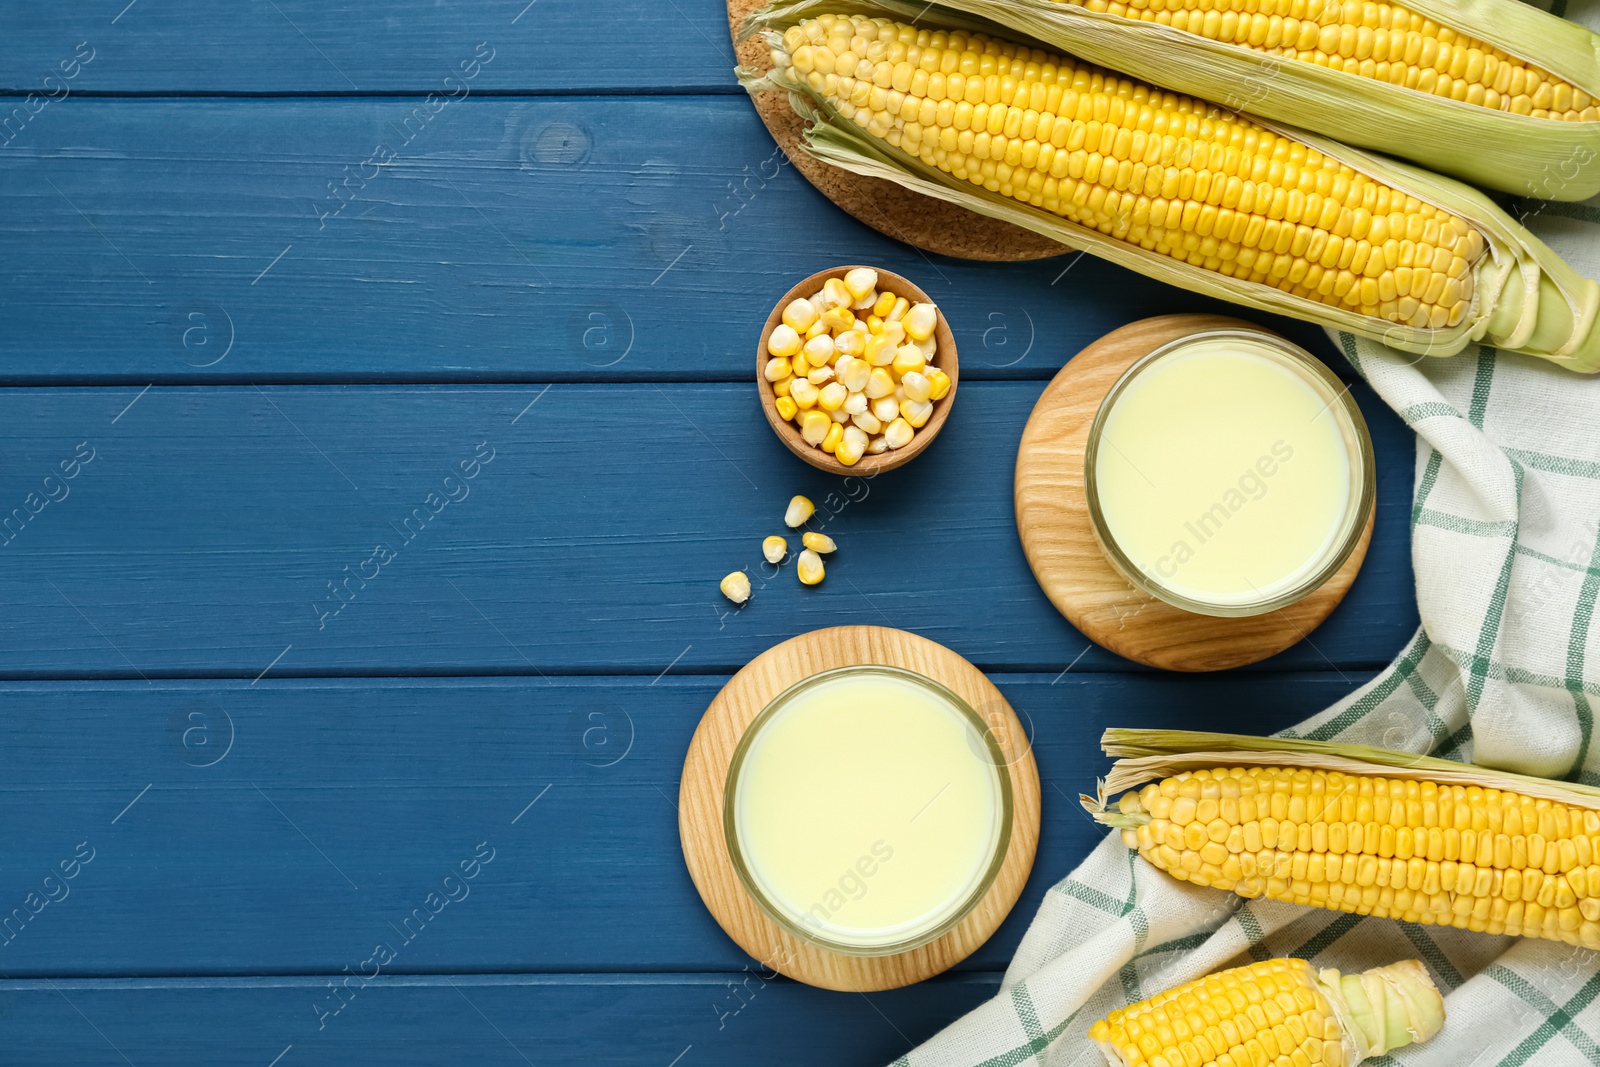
[{"x1": 0, "y1": 3, "x2": 1419, "y2": 1062}]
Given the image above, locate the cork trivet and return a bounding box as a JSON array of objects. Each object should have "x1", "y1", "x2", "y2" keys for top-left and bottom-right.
[
  {"x1": 729, "y1": 0, "x2": 1066, "y2": 262},
  {"x1": 1014, "y1": 315, "x2": 1375, "y2": 672}
]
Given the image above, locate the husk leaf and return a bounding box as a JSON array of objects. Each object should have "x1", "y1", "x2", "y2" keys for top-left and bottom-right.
[
  {"x1": 741, "y1": 0, "x2": 1600, "y2": 370},
  {"x1": 1080, "y1": 728, "x2": 1600, "y2": 821}
]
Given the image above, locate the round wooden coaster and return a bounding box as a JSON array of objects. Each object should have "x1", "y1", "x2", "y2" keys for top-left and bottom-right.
[
  {"x1": 1014, "y1": 314, "x2": 1375, "y2": 673},
  {"x1": 728, "y1": 0, "x2": 1066, "y2": 262},
  {"x1": 679, "y1": 625, "x2": 1041, "y2": 991}
]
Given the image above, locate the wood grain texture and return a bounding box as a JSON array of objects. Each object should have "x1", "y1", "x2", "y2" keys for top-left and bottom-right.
[
  {"x1": 0, "y1": 972, "x2": 1002, "y2": 1066},
  {"x1": 1015, "y1": 316, "x2": 1375, "y2": 671},
  {"x1": 0, "y1": 97, "x2": 1358, "y2": 384},
  {"x1": 1, "y1": 0, "x2": 735, "y2": 93},
  {"x1": 679, "y1": 627, "x2": 1039, "y2": 990},
  {"x1": 757, "y1": 266, "x2": 958, "y2": 474},
  {"x1": 727, "y1": 0, "x2": 1066, "y2": 262},
  {"x1": 0, "y1": 673, "x2": 1349, "y2": 977},
  {"x1": 0, "y1": 384, "x2": 1414, "y2": 678}
]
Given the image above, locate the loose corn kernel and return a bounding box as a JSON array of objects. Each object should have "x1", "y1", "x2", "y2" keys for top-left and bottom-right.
[
  {"x1": 782, "y1": 299, "x2": 817, "y2": 333},
  {"x1": 784, "y1": 495, "x2": 814, "y2": 528},
  {"x1": 821, "y1": 423, "x2": 844, "y2": 453},
  {"x1": 764, "y1": 357, "x2": 792, "y2": 382},
  {"x1": 802, "y1": 531, "x2": 837, "y2": 554},
  {"x1": 775, "y1": 396, "x2": 798, "y2": 421},
  {"x1": 818, "y1": 382, "x2": 847, "y2": 410},
  {"x1": 797, "y1": 549, "x2": 826, "y2": 585},
  {"x1": 802, "y1": 334, "x2": 835, "y2": 367},
  {"x1": 904, "y1": 303, "x2": 938, "y2": 341},
  {"x1": 767, "y1": 324, "x2": 802, "y2": 358},
  {"x1": 762, "y1": 535, "x2": 787, "y2": 564},
  {"x1": 892, "y1": 345, "x2": 926, "y2": 376},
  {"x1": 799, "y1": 410, "x2": 830, "y2": 445},
  {"x1": 822, "y1": 277, "x2": 851, "y2": 308},
  {"x1": 789, "y1": 378, "x2": 820, "y2": 409},
  {"x1": 884, "y1": 417, "x2": 914, "y2": 449},
  {"x1": 719, "y1": 571, "x2": 751, "y2": 604},
  {"x1": 844, "y1": 267, "x2": 878, "y2": 300},
  {"x1": 901, "y1": 371, "x2": 932, "y2": 403}
]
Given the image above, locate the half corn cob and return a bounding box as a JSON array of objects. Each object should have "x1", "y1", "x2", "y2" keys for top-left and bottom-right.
[
  {"x1": 1090, "y1": 957, "x2": 1445, "y2": 1067},
  {"x1": 825, "y1": 0, "x2": 1600, "y2": 198},
  {"x1": 1083, "y1": 730, "x2": 1600, "y2": 949},
  {"x1": 740, "y1": 6, "x2": 1600, "y2": 369}
]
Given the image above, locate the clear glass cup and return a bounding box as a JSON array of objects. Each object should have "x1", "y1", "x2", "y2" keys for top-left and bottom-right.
[
  {"x1": 723, "y1": 665, "x2": 1013, "y2": 957},
  {"x1": 1083, "y1": 328, "x2": 1375, "y2": 618}
]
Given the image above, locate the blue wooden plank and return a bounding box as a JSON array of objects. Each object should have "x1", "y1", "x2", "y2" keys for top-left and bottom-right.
[
  {"x1": 0, "y1": 0, "x2": 734, "y2": 94},
  {"x1": 0, "y1": 673, "x2": 1353, "y2": 977},
  {"x1": 0, "y1": 383, "x2": 1413, "y2": 677},
  {"x1": 3, "y1": 96, "x2": 1353, "y2": 385},
  {"x1": 3, "y1": 972, "x2": 999, "y2": 1066}
]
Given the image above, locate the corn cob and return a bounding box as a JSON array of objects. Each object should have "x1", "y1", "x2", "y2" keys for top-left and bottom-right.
[
  {"x1": 1084, "y1": 730, "x2": 1600, "y2": 949},
  {"x1": 1090, "y1": 957, "x2": 1444, "y2": 1067},
  {"x1": 836, "y1": 0, "x2": 1600, "y2": 198},
  {"x1": 741, "y1": 8, "x2": 1600, "y2": 369}
]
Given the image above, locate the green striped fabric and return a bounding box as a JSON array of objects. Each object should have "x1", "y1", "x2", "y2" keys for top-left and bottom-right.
[{"x1": 891, "y1": 2, "x2": 1600, "y2": 1062}]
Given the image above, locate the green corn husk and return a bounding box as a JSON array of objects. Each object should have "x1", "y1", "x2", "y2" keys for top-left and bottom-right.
[
  {"x1": 1081, "y1": 728, "x2": 1600, "y2": 818},
  {"x1": 740, "y1": 1, "x2": 1600, "y2": 370},
  {"x1": 882, "y1": 0, "x2": 1600, "y2": 200}
]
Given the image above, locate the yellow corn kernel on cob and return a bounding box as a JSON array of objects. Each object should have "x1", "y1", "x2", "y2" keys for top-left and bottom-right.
[
  {"x1": 746, "y1": 11, "x2": 1600, "y2": 367},
  {"x1": 1059, "y1": 0, "x2": 1595, "y2": 122},
  {"x1": 1086, "y1": 730, "x2": 1600, "y2": 948},
  {"x1": 776, "y1": 14, "x2": 1481, "y2": 329},
  {"x1": 843, "y1": 0, "x2": 1600, "y2": 197},
  {"x1": 1090, "y1": 957, "x2": 1445, "y2": 1067}
]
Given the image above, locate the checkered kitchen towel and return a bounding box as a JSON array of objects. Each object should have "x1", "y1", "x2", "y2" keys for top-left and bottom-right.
[{"x1": 892, "y1": 3, "x2": 1600, "y2": 1063}]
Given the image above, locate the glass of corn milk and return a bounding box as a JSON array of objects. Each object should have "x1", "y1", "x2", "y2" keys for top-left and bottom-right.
[
  {"x1": 1085, "y1": 329, "x2": 1375, "y2": 618},
  {"x1": 724, "y1": 666, "x2": 1012, "y2": 956}
]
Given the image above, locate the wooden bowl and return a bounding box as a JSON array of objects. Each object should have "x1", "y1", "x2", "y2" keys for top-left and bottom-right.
[{"x1": 757, "y1": 266, "x2": 958, "y2": 476}]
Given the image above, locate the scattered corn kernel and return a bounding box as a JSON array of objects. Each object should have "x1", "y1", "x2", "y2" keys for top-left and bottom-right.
[
  {"x1": 799, "y1": 410, "x2": 830, "y2": 445},
  {"x1": 797, "y1": 549, "x2": 825, "y2": 585},
  {"x1": 785, "y1": 495, "x2": 814, "y2": 528},
  {"x1": 782, "y1": 299, "x2": 818, "y2": 333},
  {"x1": 762, "y1": 535, "x2": 787, "y2": 564},
  {"x1": 802, "y1": 531, "x2": 837, "y2": 554},
  {"x1": 774, "y1": 396, "x2": 797, "y2": 421},
  {"x1": 884, "y1": 418, "x2": 914, "y2": 449},
  {"x1": 720, "y1": 571, "x2": 751, "y2": 604},
  {"x1": 767, "y1": 324, "x2": 801, "y2": 358}
]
